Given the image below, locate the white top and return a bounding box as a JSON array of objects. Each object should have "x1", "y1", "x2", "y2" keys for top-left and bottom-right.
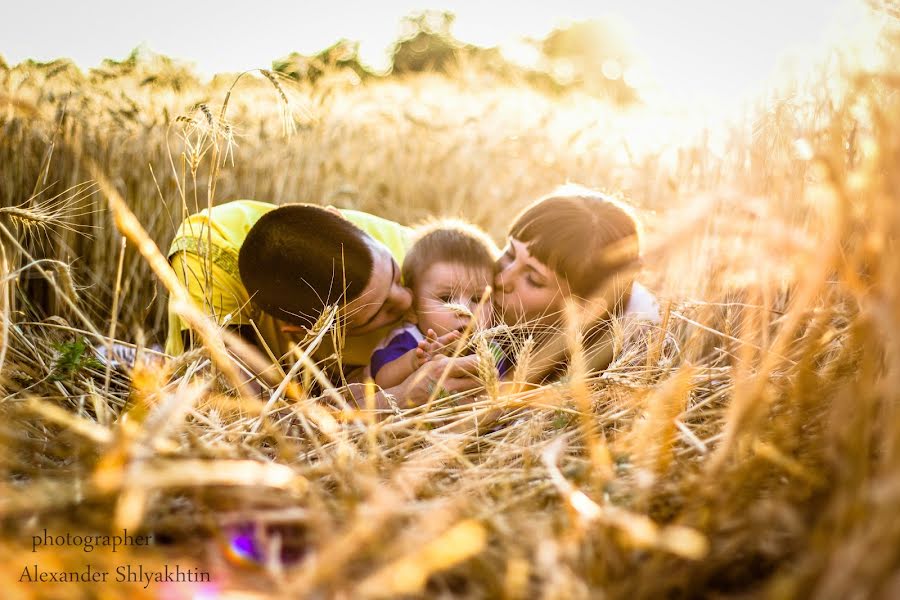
[{"x1": 624, "y1": 281, "x2": 661, "y2": 324}]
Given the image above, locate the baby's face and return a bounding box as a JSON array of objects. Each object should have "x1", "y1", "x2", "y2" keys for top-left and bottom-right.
[{"x1": 411, "y1": 261, "x2": 493, "y2": 337}]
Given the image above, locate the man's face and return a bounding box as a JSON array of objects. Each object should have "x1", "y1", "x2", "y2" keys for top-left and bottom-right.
[{"x1": 342, "y1": 239, "x2": 413, "y2": 335}]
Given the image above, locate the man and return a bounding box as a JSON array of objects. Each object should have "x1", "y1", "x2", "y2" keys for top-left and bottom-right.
[
  {"x1": 165, "y1": 199, "x2": 480, "y2": 406},
  {"x1": 166, "y1": 200, "x2": 412, "y2": 361}
]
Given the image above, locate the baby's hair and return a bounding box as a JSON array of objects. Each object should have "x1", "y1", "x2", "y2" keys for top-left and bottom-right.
[{"x1": 402, "y1": 219, "x2": 499, "y2": 291}]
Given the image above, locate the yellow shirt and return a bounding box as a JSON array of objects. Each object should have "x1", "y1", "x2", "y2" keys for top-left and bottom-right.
[{"x1": 164, "y1": 200, "x2": 412, "y2": 367}]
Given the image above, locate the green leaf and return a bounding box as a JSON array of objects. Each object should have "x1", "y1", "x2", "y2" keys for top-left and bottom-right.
[{"x1": 50, "y1": 337, "x2": 103, "y2": 382}]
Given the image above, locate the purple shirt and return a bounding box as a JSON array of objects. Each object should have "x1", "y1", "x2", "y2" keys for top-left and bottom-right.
[
  {"x1": 370, "y1": 326, "x2": 423, "y2": 378},
  {"x1": 370, "y1": 323, "x2": 513, "y2": 379}
]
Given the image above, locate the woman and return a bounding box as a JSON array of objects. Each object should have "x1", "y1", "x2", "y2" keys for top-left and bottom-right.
[{"x1": 493, "y1": 184, "x2": 662, "y2": 381}]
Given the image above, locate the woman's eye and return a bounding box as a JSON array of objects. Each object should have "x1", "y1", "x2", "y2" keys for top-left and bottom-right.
[
  {"x1": 438, "y1": 295, "x2": 453, "y2": 303},
  {"x1": 527, "y1": 277, "x2": 546, "y2": 288}
]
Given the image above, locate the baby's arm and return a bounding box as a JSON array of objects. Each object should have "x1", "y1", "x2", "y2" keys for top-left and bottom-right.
[
  {"x1": 371, "y1": 330, "x2": 425, "y2": 389},
  {"x1": 371, "y1": 329, "x2": 464, "y2": 389},
  {"x1": 373, "y1": 347, "x2": 425, "y2": 389}
]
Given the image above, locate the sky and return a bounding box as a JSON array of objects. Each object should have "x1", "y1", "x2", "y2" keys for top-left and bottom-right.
[{"x1": 1, "y1": 0, "x2": 874, "y2": 105}]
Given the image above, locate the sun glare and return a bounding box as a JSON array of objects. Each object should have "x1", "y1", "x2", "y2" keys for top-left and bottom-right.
[
  {"x1": 448, "y1": 0, "x2": 873, "y2": 110},
  {"x1": 2, "y1": 0, "x2": 878, "y2": 111}
]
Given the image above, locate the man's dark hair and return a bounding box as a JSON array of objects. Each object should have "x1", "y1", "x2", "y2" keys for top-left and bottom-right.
[{"x1": 238, "y1": 204, "x2": 374, "y2": 328}]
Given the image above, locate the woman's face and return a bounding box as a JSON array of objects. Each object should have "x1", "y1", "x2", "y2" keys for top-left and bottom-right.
[{"x1": 493, "y1": 238, "x2": 571, "y2": 326}]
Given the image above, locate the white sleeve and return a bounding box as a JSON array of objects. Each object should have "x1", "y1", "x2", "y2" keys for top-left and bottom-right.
[{"x1": 624, "y1": 281, "x2": 661, "y2": 324}]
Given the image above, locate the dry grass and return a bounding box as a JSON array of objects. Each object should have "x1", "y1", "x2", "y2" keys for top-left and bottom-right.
[{"x1": 1, "y1": 11, "x2": 899, "y2": 599}]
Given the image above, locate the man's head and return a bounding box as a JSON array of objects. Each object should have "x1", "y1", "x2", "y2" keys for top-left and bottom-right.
[{"x1": 238, "y1": 204, "x2": 412, "y2": 335}]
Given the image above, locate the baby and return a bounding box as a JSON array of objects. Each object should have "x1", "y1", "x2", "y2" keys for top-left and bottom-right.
[{"x1": 370, "y1": 220, "x2": 503, "y2": 389}]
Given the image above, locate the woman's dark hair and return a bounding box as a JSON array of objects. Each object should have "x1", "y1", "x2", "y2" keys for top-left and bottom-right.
[
  {"x1": 508, "y1": 184, "x2": 642, "y2": 313},
  {"x1": 508, "y1": 186, "x2": 645, "y2": 383},
  {"x1": 238, "y1": 204, "x2": 374, "y2": 327}
]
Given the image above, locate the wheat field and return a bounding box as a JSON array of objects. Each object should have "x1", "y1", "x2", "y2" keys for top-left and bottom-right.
[{"x1": 1, "y1": 9, "x2": 899, "y2": 600}]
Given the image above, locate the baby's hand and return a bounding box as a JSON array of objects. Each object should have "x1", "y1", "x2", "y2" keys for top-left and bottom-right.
[
  {"x1": 410, "y1": 346, "x2": 429, "y2": 370},
  {"x1": 417, "y1": 329, "x2": 461, "y2": 360}
]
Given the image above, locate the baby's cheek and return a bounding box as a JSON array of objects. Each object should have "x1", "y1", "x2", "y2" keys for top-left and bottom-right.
[{"x1": 413, "y1": 297, "x2": 431, "y2": 318}]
